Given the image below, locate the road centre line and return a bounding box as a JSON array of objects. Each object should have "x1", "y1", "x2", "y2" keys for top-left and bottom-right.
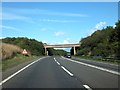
[
  {"x1": 61, "y1": 56, "x2": 120, "y2": 76},
  {"x1": 0, "y1": 57, "x2": 47, "y2": 86},
  {"x1": 61, "y1": 66, "x2": 74, "y2": 77},
  {"x1": 83, "y1": 85, "x2": 92, "y2": 90},
  {"x1": 54, "y1": 58, "x2": 73, "y2": 76},
  {"x1": 55, "y1": 58, "x2": 92, "y2": 89},
  {"x1": 56, "y1": 61, "x2": 60, "y2": 65},
  {"x1": 54, "y1": 58, "x2": 57, "y2": 62},
  {"x1": 54, "y1": 58, "x2": 60, "y2": 65}
]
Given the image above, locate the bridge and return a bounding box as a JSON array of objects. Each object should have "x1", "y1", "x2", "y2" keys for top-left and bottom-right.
[{"x1": 43, "y1": 43, "x2": 80, "y2": 55}]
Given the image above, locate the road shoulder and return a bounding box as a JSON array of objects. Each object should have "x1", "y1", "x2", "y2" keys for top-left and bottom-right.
[{"x1": 2, "y1": 56, "x2": 47, "y2": 80}]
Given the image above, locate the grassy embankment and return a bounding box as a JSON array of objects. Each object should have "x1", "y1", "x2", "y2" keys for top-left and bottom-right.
[
  {"x1": 1, "y1": 43, "x2": 42, "y2": 71},
  {"x1": 73, "y1": 56, "x2": 120, "y2": 64},
  {"x1": 2, "y1": 54, "x2": 40, "y2": 71}
]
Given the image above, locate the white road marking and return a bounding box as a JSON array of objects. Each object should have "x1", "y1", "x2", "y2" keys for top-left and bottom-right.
[
  {"x1": 54, "y1": 58, "x2": 57, "y2": 62},
  {"x1": 61, "y1": 56, "x2": 120, "y2": 76},
  {"x1": 54, "y1": 58, "x2": 73, "y2": 76},
  {"x1": 54, "y1": 58, "x2": 60, "y2": 65},
  {"x1": 61, "y1": 66, "x2": 74, "y2": 76},
  {"x1": 83, "y1": 85, "x2": 92, "y2": 90},
  {"x1": 56, "y1": 62, "x2": 60, "y2": 65},
  {"x1": 0, "y1": 57, "x2": 47, "y2": 85}
]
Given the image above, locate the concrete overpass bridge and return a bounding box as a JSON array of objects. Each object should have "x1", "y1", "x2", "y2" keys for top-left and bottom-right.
[{"x1": 43, "y1": 43, "x2": 80, "y2": 55}]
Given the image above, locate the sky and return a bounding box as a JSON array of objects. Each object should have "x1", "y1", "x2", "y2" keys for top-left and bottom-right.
[{"x1": 0, "y1": 2, "x2": 118, "y2": 51}]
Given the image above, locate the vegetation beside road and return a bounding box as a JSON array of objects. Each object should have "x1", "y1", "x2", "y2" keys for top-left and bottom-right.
[
  {"x1": 1, "y1": 43, "x2": 24, "y2": 60},
  {"x1": 73, "y1": 56, "x2": 120, "y2": 64},
  {"x1": 47, "y1": 48, "x2": 68, "y2": 56},
  {"x1": 2, "y1": 37, "x2": 45, "y2": 56},
  {"x1": 1, "y1": 54, "x2": 40, "y2": 71},
  {"x1": 1, "y1": 37, "x2": 68, "y2": 56},
  {"x1": 1, "y1": 20, "x2": 119, "y2": 71},
  {"x1": 0, "y1": 41, "x2": 43, "y2": 71},
  {"x1": 1, "y1": 38, "x2": 67, "y2": 71},
  {"x1": 72, "y1": 20, "x2": 120, "y2": 60}
]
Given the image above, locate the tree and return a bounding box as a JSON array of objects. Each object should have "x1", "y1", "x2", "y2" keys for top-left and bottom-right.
[
  {"x1": 76, "y1": 20, "x2": 120, "y2": 58},
  {"x1": 2, "y1": 37, "x2": 45, "y2": 56}
]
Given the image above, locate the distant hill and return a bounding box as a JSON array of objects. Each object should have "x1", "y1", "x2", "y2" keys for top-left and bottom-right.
[
  {"x1": 2, "y1": 37, "x2": 45, "y2": 56},
  {"x1": 1, "y1": 43, "x2": 23, "y2": 60},
  {"x1": 1, "y1": 37, "x2": 68, "y2": 56}
]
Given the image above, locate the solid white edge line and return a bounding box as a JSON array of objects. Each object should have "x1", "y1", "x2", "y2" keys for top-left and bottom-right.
[
  {"x1": 61, "y1": 66, "x2": 74, "y2": 76},
  {"x1": 61, "y1": 56, "x2": 120, "y2": 76},
  {"x1": 83, "y1": 85, "x2": 92, "y2": 90},
  {"x1": 0, "y1": 57, "x2": 47, "y2": 86}
]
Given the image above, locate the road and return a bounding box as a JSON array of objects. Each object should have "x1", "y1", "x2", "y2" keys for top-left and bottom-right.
[{"x1": 1, "y1": 56, "x2": 120, "y2": 89}]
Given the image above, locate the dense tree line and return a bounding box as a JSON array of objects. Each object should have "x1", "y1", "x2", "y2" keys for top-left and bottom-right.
[
  {"x1": 2, "y1": 37, "x2": 68, "y2": 56},
  {"x1": 47, "y1": 48, "x2": 68, "y2": 56},
  {"x1": 2, "y1": 37, "x2": 45, "y2": 56},
  {"x1": 76, "y1": 20, "x2": 120, "y2": 59},
  {"x1": 54, "y1": 49, "x2": 68, "y2": 55}
]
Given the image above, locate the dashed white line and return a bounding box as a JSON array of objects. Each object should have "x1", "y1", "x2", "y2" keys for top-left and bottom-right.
[
  {"x1": 54, "y1": 58, "x2": 57, "y2": 62},
  {"x1": 61, "y1": 66, "x2": 74, "y2": 77},
  {"x1": 61, "y1": 56, "x2": 120, "y2": 76},
  {"x1": 83, "y1": 85, "x2": 92, "y2": 90},
  {"x1": 56, "y1": 61, "x2": 60, "y2": 65},
  {"x1": 54, "y1": 58, "x2": 73, "y2": 76},
  {"x1": 54, "y1": 58, "x2": 60, "y2": 65},
  {"x1": 54, "y1": 57, "x2": 92, "y2": 89},
  {"x1": 0, "y1": 57, "x2": 47, "y2": 86}
]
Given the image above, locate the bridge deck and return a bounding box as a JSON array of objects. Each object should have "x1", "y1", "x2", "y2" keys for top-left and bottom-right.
[{"x1": 44, "y1": 44, "x2": 80, "y2": 48}]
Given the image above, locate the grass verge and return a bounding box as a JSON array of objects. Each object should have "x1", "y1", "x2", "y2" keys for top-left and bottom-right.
[
  {"x1": 1, "y1": 54, "x2": 43, "y2": 71},
  {"x1": 73, "y1": 56, "x2": 120, "y2": 64}
]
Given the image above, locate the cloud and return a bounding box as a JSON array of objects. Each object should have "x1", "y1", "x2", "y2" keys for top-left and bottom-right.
[
  {"x1": 0, "y1": 25, "x2": 20, "y2": 31},
  {"x1": 47, "y1": 38, "x2": 77, "y2": 51},
  {"x1": 46, "y1": 11, "x2": 87, "y2": 17},
  {"x1": 52, "y1": 38, "x2": 71, "y2": 45},
  {"x1": 1, "y1": 12, "x2": 35, "y2": 23},
  {"x1": 1, "y1": 7, "x2": 87, "y2": 24},
  {"x1": 3, "y1": 7, "x2": 87, "y2": 17},
  {"x1": 41, "y1": 28, "x2": 48, "y2": 32},
  {"x1": 95, "y1": 22, "x2": 106, "y2": 30},
  {"x1": 54, "y1": 31, "x2": 65, "y2": 36},
  {"x1": 89, "y1": 21, "x2": 106, "y2": 35},
  {"x1": 0, "y1": 37, "x2": 5, "y2": 39},
  {"x1": 113, "y1": 25, "x2": 116, "y2": 28},
  {"x1": 39, "y1": 19, "x2": 81, "y2": 23},
  {"x1": 50, "y1": 38, "x2": 76, "y2": 45},
  {"x1": 53, "y1": 38, "x2": 71, "y2": 50},
  {"x1": 42, "y1": 40, "x2": 47, "y2": 44},
  {"x1": 63, "y1": 39, "x2": 70, "y2": 44}
]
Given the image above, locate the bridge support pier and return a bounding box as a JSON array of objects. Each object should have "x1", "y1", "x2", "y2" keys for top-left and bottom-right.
[
  {"x1": 45, "y1": 47, "x2": 47, "y2": 55},
  {"x1": 45, "y1": 47, "x2": 48, "y2": 56},
  {"x1": 73, "y1": 46, "x2": 76, "y2": 55},
  {"x1": 47, "y1": 51, "x2": 48, "y2": 56}
]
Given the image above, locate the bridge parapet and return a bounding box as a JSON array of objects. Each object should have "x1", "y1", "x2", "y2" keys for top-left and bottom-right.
[
  {"x1": 43, "y1": 43, "x2": 80, "y2": 55},
  {"x1": 44, "y1": 43, "x2": 80, "y2": 48}
]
